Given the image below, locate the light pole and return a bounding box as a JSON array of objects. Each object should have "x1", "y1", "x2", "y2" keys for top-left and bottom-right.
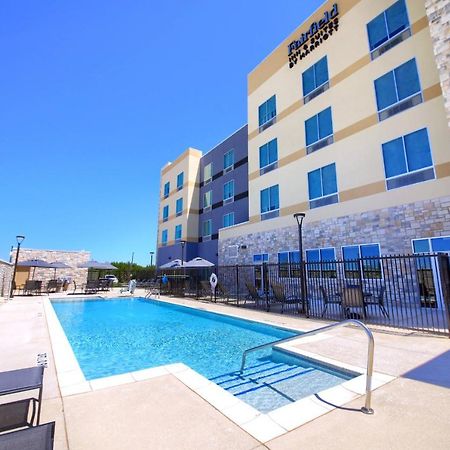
[
  {"x1": 293, "y1": 213, "x2": 307, "y2": 316},
  {"x1": 150, "y1": 251, "x2": 154, "y2": 267},
  {"x1": 180, "y1": 241, "x2": 186, "y2": 267},
  {"x1": 10, "y1": 235, "x2": 25, "y2": 299}
]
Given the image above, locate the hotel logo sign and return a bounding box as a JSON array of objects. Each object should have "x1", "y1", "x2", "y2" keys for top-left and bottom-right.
[{"x1": 288, "y1": 4, "x2": 339, "y2": 69}]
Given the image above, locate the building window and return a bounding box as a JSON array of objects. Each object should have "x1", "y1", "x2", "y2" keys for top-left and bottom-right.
[
  {"x1": 374, "y1": 58, "x2": 422, "y2": 121},
  {"x1": 223, "y1": 212, "x2": 235, "y2": 228},
  {"x1": 175, "y1": 224, "x2": 182, "y2": 241},
  {"x1": 382, "y1": 128, "x2": 434, "y2": 190},
  {"x1": 162, "y1": 205, "x2": 169, "y2": 222},
  {"x1": 223, "y1": 180, "x2": 234, "y2": 202},
  {"x1": 302, "y1": 56, "x2": 329, "y2": 101},
  {"x1": 342, "y1": 244, "x2": 382, "y2": 279},
  {"x1": 260, "y1": 185, "x2": 279, "y2": 220},
  {"x1": 367, "y1": 0, "x2": 410, "y2": 58},
  {"x1": 176, "y1": 198, "x2": 183, "y2": 216},
  {"x1": 204, "y1": 163, "x2": 212, "y2": 184},
  {"x1": 278, "y1": 251, "x2": 301, "y2": 278},
  {"x1": 259, "y1": 138, "x2": 278, "y2": 174},
  {"x1": 258, "y1": 95, "x2": 277, "y2": 129},
  {"x1": 161, "y1": 229, "x2": 168, "y2": 246},
  {"x1": 305, "y1": 107, "x2": 333, "y2": 153},
  {"x1": 308, "y1": 163, "x2": 338, "y2": 209},
  {"x1": 306, "y1": 248, "x2": 337, "y2": 278},
  {"x1": 202, "y1": 219, "x2": 212, "y2": 238},
  {"x1": 203, "y1": 190, "x2": 212, "y2": 209},
  {"x1": 163, "y1": 182, "x2": 170, "y2": 198},
  {"x1": 224, "y1": 149, "x2": 234, "y2": 172},
  {"x1": 176, "y1": 172, "x2": 184, "y2": 190},
  {"x1": 253, "y1": 254, "x2": 269, "y2": 264},
  {"x1": 413, "y1": 236, "x2": 450, "y2": 254}
]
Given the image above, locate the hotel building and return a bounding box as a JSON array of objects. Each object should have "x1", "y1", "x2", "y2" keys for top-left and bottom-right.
[
  {"x1": 218, "y1": 0, "x2": 450, "y2": 266},
  {"x1": 157, "y1": 126, "x2": 248, "y2": 266}
]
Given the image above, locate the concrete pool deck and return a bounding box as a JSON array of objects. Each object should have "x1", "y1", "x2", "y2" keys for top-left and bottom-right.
[{"x1": 0, "y1": 291, "x2": 449, "y2": 449}]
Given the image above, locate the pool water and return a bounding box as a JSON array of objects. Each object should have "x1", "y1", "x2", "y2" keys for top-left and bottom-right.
[{"x1": 52, "y1": 298, "x2": 356, "y2": 412}]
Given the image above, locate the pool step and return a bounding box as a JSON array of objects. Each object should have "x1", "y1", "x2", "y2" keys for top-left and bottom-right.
[{"x1": 211, "y1": 361, "x2": 314, "y2": 397}]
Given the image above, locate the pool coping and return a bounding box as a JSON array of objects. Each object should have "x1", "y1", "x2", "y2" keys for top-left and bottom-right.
[{"x1": 43, "y1": 296, "x2": 395, "y2": 444}]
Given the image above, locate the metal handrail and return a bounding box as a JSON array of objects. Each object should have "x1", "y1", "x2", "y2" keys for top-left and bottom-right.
[{"x1": 240, "y1": 319, "x2": 375, "y2": 414}]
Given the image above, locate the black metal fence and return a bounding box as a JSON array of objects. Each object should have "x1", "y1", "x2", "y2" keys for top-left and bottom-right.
[{"x1": 157, "y1": 253, "x2": 450, "y2": 336}]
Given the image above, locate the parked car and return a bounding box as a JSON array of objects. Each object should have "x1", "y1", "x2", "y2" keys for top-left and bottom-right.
[{"x1": 103, "y1": 274, "x2": 118, "y2": 284}]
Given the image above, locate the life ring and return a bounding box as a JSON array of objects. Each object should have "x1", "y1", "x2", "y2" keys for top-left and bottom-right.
[{"x1": 209, "y1": 273, "x2": 218, "y2": 291}]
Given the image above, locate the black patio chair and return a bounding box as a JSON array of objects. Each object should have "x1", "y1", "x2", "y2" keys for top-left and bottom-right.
[
  {"x1": 364, "y1": 286, "x2": 389, "y2": 318},
  {"x1": 0, "y1": 422, "x2": 55, "y2": 450},
  {"x1": 244, "y1": 281, "x2": 267, "y2": 310},
  {"x1": 271, "y1": 282, "x2": 300, "y2": 314},
  {"x1": 23, "y1": 280, "x2": 42, "y2": 296},
  {"x1": 84, "y1": 280, "x2": 100, "y2": 294},
  {"x1": 319, "y1": 285, "x2": 342, "y2": 317}
]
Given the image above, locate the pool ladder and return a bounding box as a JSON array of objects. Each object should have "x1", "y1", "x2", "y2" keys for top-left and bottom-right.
[{"x1": 240, "y1": 319, "x2": 375, "y2": 414}]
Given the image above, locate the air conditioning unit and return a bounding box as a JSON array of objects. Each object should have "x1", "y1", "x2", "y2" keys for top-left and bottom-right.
[
  {"x1": 378, "y1": 93, "x2": 422, "y2": 121},
  {"x1": 303, "y1": 82, "x2": 329, "y2": 105},
  {"x1": 371, "y1": 28, "x2": 411, "y2": 61},
  {"x1": 306, "y1": 135, "x2": 334, "y2": 155}
]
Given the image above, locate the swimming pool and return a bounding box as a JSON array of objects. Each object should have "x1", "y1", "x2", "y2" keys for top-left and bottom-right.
[{"x1": 51, "y1": 297, "x2": 357, "y2": 412}]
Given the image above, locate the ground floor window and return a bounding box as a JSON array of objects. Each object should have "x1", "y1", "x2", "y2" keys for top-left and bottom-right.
[
  {"x1": 277, "y1": 251, "x2": 300, "y2": 278},
  {"x1": 305, "y1": 247, "x2": 336, "y2": 278},
  {"x1": 342, "y1": 243, "x2": 382, "y2": 279}
]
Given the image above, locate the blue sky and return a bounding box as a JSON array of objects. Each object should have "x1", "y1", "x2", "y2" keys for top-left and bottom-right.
[{"x1": 0, "y1": 0, "x2": 324, "y2": 265}]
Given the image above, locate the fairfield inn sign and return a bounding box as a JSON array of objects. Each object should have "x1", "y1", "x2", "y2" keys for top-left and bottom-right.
[{"x1": 288, "y1": 4, "x2": 339, "y2": 69}]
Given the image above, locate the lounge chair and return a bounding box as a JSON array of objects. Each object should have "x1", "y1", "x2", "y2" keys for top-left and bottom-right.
[
  {"x1": 0, "y1": 422, "x2": 55, "y2": 450},
  {"x1": 364, "y1": 286, "x2": 389, "y2": 317},
  {"x1": 244, "y1": 281, "x2": 267, "y2": 310},
  {"x1": 271, "y1": 282, "x2": 300, "y2": 314},
  {"x1": 319, "y1": 286, "x2": 342, "y2": 317},
  {"x1": 84, "y1": 280, "x2": 99, "y2": 294},
  {"x1": 341, "y1": 287, "x2": 367, "y2": 319}
]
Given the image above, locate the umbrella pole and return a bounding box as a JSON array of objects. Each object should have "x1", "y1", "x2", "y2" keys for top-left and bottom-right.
[{"x1": 32, "y1": 267, "x2": 36, "y2": 280}]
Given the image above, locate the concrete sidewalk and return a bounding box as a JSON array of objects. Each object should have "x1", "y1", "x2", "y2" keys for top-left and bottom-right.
[{"x1": 0, "y1": 293, "x2": 449, "y2": 449}]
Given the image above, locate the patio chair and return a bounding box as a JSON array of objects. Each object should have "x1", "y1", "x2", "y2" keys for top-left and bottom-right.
[
  {"x1": 319, "y1": 286, "x2": 342, "y2": 317},
  {"x1": 23, "y1": 280, "x2": 42, "y2": 296},
  {"x1": 341, "y1": 287, "x2": 367, "y2": 319},
  {"x1": 271, "y1": 282, "x2": 300, "y2": 314},
  {"x1": 364, "y1": 286, "x2": 389, "y2": 318},
  {"x1": 46, "y1": 280, "x2": 58, "y2": 293},
  {"x1": 84, "y1": 280, "x2": 99, "y2": 294},
  {"x1": 0, "y1": 421, "x2": 55, "y2": 450},
  {"x1": 199, "y1": 280, "x2": 213, "y2": 300},
  {"x1": 216, "y1": 281, "x2": 232, "y2": 303},
  {"x1": 244, "y1": 281, "x2": 267, "y2": 310}
]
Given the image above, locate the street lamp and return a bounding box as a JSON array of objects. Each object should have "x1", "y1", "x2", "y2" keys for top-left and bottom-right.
[
  {"x1": 149, "y1": 251, "x2": 154, "y2": 267},
  {"x1": 293, "y1": 213, "x2": 307, "y2": 316},
  {"x1": 10, "y1": 235, "x2": 25, "y2": 299}
]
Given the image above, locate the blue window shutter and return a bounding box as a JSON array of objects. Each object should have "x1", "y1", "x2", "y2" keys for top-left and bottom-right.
[
  {"x1": 302, "y1": 66, "x2": 315, "y2": 96},
  {"x1": 404, "y1": 129, "x2": 432, "y2": 172},
  {"x1": 270, "y1": 185, "x2": 279, "y2": 209},
  {"x1": 318, "y1": 107, "x2": 333, "y2": 139},
  {"x1": 308, "y1": 169, "x2": 322, "y2": 200},
  {"x1": 259, "y1": 144, "x2": 268, "y2": 168},
  {"x1": 374, "y1": 71, "x2": 397, "y2": 111},
  {"x1": 269, "y1": 139, "x2": 278, "y2": 164},
  {"x1": 386, "y1": 0, "x2": 408, "y2": 37},
  {"x1": 305, "y1": 116, "x2": 318, "y2": 146},
  {"x1": 260, "y1": 188, "x2": 270, "y2": 213},
  {"x1": 315, "y1": 56, "x2": 329, "y2": 87},
  {"x1": 382, "y1": 137, "x2": 407, "y2": 178},
  {"x1": 395, "y1": 59, "x2": 420, "y2": 101},
  {"x1": 322, "y1": 163, "x2": 337, "y2": 196},
  {"x1": 367, "y1": 13, "x2": 388, "y2": 50}
]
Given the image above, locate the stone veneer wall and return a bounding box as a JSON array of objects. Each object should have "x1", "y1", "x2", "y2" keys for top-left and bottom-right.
[
  {"x1": 0, "y1": 260, "x2": 13, "y2": 300},
  {"x1": 10, "y1": 248, "x2": 91, "y2": 289},
  {"x1": 219, "y1": 195, "x2": 450, "y2": 265},
  {"x1": 425, "y1": 0, "x2": 450, "y2": 127}
]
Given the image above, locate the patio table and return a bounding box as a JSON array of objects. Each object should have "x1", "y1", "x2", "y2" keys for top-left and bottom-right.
[{"x1": 0, "y1": 366, "x2": 44, "y2": 429}]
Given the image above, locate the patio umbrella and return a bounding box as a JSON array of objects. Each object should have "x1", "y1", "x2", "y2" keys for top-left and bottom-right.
[
  {"x1": 77, "y1": 261, "x2": 118, "y2": 270},
  {"x1": 17, "y1": 259, "x2": 54, "y2": 279},
  {"x1": 183, "y1": 257, "x2": 215, "y2": 268},
  {"x1": 48, "y1": 261, "x2": 72, "y2": 278},
  {"x1": 159, "y1": 259, "x2": 184, "y2": 269}
]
